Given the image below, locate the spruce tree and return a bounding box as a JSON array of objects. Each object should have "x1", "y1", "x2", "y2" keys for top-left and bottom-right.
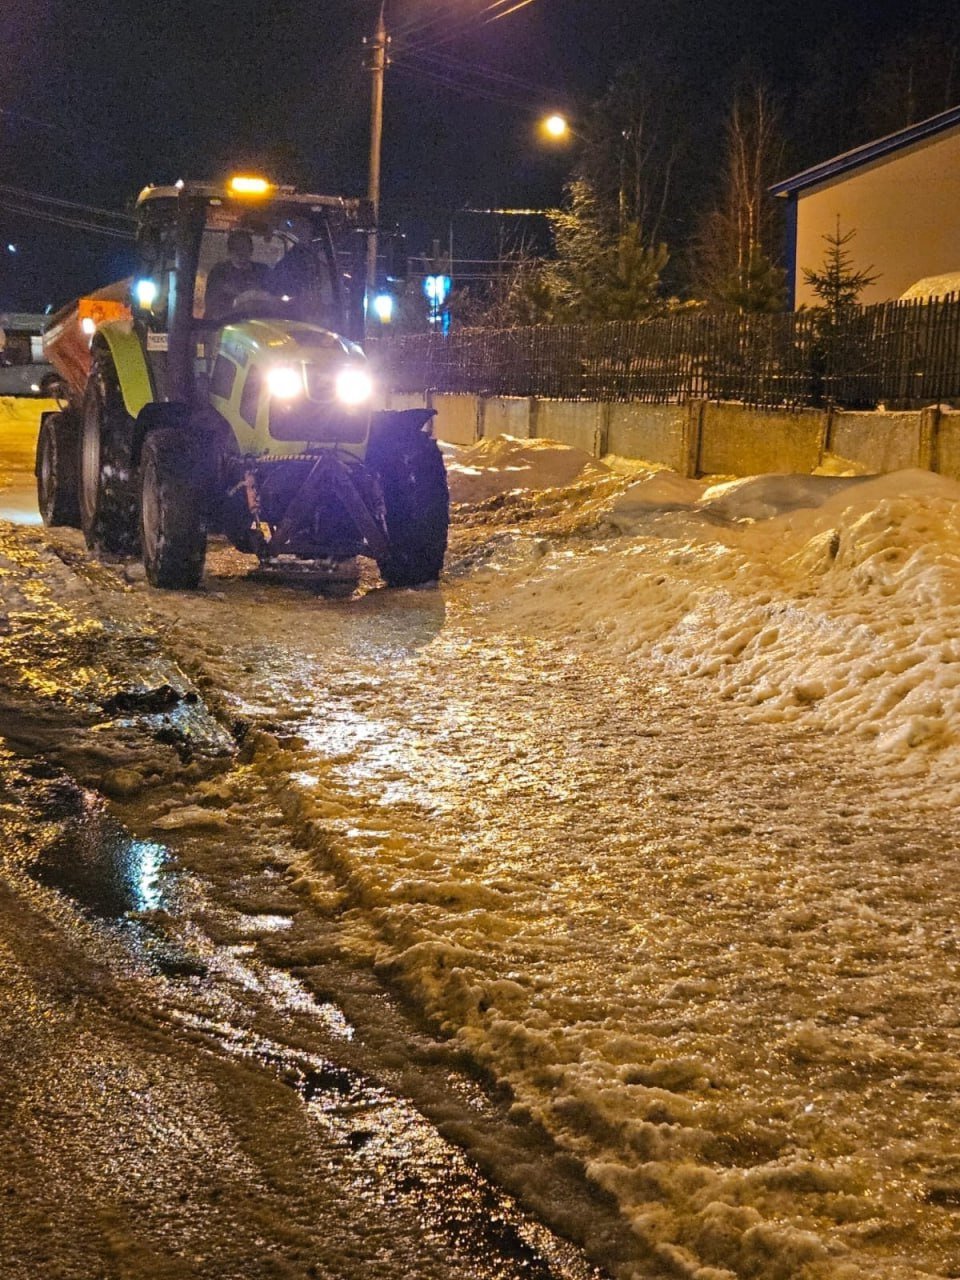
[
  {"x1": 546, "y1": 180, "x2": 667, "y2": 322},
  {"x1": 802, "y1": 219, "x2": 879, "y2": 318}
]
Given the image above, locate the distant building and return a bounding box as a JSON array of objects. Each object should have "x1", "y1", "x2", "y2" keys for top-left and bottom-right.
[
  {"x1": 0, "y1": 312, "x2": 55, "y2": 396},
  {"x1": 771, "y1": 104, "x2": 960, "y2": 308}
]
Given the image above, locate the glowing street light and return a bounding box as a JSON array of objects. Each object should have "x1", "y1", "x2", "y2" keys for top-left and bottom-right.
[{"x1": 542, "y1": 113, "x2": 571, "y2": 141}]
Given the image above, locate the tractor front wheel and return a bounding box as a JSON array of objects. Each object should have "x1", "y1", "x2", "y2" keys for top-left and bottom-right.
[
  {"x1": 139, "y1": 429, "x2": 208, "y2": 589},
  {"x1": 36, "y1": 411, "x2": 81, "y2": 528},
  {"x1": 370, "y1": 426, "x2": 449, "y2": 588}
]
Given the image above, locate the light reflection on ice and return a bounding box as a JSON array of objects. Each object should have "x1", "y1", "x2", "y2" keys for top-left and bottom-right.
[
  {"x1": 131, "y1": 840, "x2": 166, "y2": 911},
  {"x1": 300, "y1": 701, "x2": 472, "y2": 809},
  {"x1": 208, "y1": 941, "x2": 356, "y2": 1042},
  {"x1": 234, "y1": 913, "x2": 295, "y2": 934}
]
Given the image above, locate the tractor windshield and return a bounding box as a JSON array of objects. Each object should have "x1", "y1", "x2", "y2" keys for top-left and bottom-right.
[{"x1": 195, "y1": 200, "x2": 343, "y2": 330}]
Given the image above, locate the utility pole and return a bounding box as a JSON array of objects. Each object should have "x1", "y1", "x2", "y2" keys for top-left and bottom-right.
[{"x1": 365, "y1": 2, "x2": 388, "y2": 303}]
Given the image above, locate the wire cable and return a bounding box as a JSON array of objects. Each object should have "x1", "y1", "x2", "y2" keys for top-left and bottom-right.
[
  {"x1": 391, "y1": 57, "x2": 541, "y2": 108},
  {"x1": 0, "y1": 183, "x2": 133, "y2": 223},
  {"x1": 394, "y1": 50, "x2": 571, "y2": 115},
  {"x1": 0, "y1": 199, "x2": 135, "y2": 240},
  {"x1": 393, "y1": 0, "x2": 520, "y2": 44},
  {"x1": 484, "y1": 0, "x2": 540, "y2": 23},
  {"x1": 403, "y1": 46, "x2": 565, "y2": 99},
  {"x1": 397, "y1": 0, "x2": 543, "y2": 53}
]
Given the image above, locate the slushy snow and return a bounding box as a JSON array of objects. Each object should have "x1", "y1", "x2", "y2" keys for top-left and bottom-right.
[
  {"x1": 309, "y1": 437, "x2": 960, "y2": 1279},
  {"x1": 460, "y1": 442, "x2": 960, "y2": 800}
]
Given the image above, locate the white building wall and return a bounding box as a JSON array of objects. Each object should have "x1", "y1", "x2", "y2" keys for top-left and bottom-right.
[{"x1": 793, "y1": 126, "x2": 960, "y2": 306}]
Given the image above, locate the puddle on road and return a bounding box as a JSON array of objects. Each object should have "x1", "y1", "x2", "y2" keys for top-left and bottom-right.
[
  {"x1": 33, "y1": 821, "x2": 169, "y2": 919},
  {"x1": 23, "y1": 792, "x2": 216, "y2": 980}
]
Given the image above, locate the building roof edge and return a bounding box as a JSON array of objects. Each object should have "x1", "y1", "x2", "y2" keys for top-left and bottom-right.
[{"x1": 770, "y1": 103, "x2": 960, "y2": 197}]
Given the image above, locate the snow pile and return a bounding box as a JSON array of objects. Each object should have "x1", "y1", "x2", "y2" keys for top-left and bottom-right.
[
  {"x1": 473, "y1": 454, "x2": 960, "y2": 797},
  {"x1": 446, "y1": 435, "x2": 610, "y2": 503}
]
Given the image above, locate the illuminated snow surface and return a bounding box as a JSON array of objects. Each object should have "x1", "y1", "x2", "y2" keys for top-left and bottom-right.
[{"x1": 4, "y1": 425, "x2": 960, "y2": 1279}]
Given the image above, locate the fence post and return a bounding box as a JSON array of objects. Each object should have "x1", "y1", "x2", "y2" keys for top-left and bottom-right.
[
  {"x1": 529, "y1": 398, "x2": 541, "y2": 439},
  {"x1": 681, "y1": 399, "x2": 705, "y2": 477},
  {"x1": 818, "y1": 399, "x2": 834, "y2": 468},
  {"x1": 919, "y1": 403, "x2": 941, "y2": 474},
  {"x1": 596, "y1": 403, "x2": 611, "y2": 458}
]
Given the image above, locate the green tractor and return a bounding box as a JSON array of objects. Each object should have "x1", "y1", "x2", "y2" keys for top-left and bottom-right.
[{"x1": 37, "y1": 176, "x2": 448, "y2": 592}]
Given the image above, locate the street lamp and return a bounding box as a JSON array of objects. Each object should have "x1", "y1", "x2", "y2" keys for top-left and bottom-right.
[
  {"x1": 364, "y1": 4, "x2": 562, "y2": 307},
  {"x1": 541, "y1": 113, "x2": 572, "y2": 141}
]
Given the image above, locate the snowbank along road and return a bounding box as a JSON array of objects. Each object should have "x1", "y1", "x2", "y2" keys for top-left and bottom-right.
[{"x1": 2, "y1": 400, "x2": 960, "y2": 1280}]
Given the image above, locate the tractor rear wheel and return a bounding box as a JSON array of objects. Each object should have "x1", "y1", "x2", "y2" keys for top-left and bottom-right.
[
  {"x1": 370, "y1": 426, "x2": 449, "y2": 588},
  {"x1": 80, "y1": 350, "x2": 140, "y2": 554},
  {"x1": 36, "y1": 411, "x2": 81, "y2": 528},
  {"x1": 139, "y1": 429, "x2": 208, "y2": 589}
]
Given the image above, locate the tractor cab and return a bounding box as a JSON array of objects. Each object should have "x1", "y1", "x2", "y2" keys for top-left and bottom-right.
[{"x1": 133, "y1": 177, "x2": 372, "y2": 404}]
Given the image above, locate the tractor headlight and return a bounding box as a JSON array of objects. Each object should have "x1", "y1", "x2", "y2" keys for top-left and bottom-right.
[
  {"x1": 335, "y1": 366, "x2": 373, "y2": 407},
  {"x1": 267, "y1": 365, "x2": 303, "y2": 399},
  {"x1": 134, "y1": 278, "x2": 158, "y2": 308}
]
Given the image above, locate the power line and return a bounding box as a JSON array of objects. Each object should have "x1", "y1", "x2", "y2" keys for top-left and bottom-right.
[
  {"x1": 400, "y1": 46, "x2": 568, "y2": 104},
  {"x1": 391, "y1": 55, "x2": 546, "y2": 108},
  {"x1": 485, "y1": 0, "x2": 541, "y2": 24},
  {"x1": 397, "y1": 0, "x2": 544, "y2": 54},
  {"x1": 0, "y1": 197, "x2": 135, "y2": 241},
  {"x1": 0, "y1": 107, "x2": 58, "y2": 133},
  {"x1": 394, "y1": 0, "x2": 522, "y2": 46},
  {"x1": 0, "y1": 183, "x2": 133, "y2": 223}
]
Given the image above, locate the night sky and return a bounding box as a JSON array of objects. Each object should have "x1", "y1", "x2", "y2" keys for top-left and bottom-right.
[{"x1": 0, "y1": 0, "x2": 951, "y2": 309}]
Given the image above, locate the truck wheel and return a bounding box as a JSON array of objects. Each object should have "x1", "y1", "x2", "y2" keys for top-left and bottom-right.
[
  {"x1": 139, "y1": 429, "x2": 208, "y2": 589},
  {"x1": 80, "y1": 350, "x2": 140, "y2": 554},
  {"x1": 36, "y1": 411, "x2": 81, "y2": 528},
  {"x1": 370, "y1": 428, "x2": 449, "y2": 588}
]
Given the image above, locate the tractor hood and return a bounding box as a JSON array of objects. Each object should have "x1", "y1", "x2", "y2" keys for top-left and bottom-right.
[
  {"x1": 218, "y1": 319, "x2": 366, "y2": 363},
  {"x1": 207, "y1": 319, "x2": 374, "y2": 454}
]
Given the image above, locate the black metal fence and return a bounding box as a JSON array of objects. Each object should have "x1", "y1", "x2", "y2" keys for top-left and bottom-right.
[{"x1": 373, "y1": 295, "x2": 960, "y2": 411}]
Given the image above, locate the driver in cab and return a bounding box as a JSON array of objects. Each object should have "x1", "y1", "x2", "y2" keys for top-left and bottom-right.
[
  {"x1": 204, "y1": 229, "x2": 271, "y2": 319},
  {"x1": 270, "y1": 214, "x2": 332, "y2": 324}
]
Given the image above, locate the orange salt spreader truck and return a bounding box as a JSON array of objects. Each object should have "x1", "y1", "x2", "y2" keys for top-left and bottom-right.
[{"x1": 37, "y1": 176, "x2": 447, "y2": 593}]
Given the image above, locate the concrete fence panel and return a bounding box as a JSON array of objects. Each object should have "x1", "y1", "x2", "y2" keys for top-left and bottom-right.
[
  {"x1": 394, "y1": 381, "x2": 958, "y2": 482},
  {"x1": 531, "y1": 400, "x2": 603, "y2": 455},
  {"x1": 829, "y1": 410, "x2": 923, "y2": 473},
  {"x1": 934, "y1": 408, "x2": 960, "y2": 480},
  {"x1": 699, "y1": 403, "x2": 826, "y2": 477},
  {"x1": 430, "y1": 393, "x2": 481, "y2": 446},
  {"x1": 384, "y1": 390, "x2": 429, "y2": 411},
  {"x1": 480, "y1": 397, "x2": 534, "y2": 441},
  {"x1": 606, "y1": 402, "x2": 695, "y2": 473}
]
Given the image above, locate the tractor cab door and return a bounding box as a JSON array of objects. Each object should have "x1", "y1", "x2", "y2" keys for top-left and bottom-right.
[{"x1": 131, "y1": 202, "x2": 181, "y2": 400}]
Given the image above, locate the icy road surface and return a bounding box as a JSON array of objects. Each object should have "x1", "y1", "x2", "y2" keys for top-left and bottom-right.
[
  {"x1": 0, "y1": 744, "x2": 612, "y2": 1280},
  {"x1": 4, "y1": 413, "x2": 960, "y2": 1278}
]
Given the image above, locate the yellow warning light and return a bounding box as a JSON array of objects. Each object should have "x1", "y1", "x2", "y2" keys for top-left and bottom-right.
[{"x1": 229, "y1": 175, "x2": 272, "y2": 195}]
